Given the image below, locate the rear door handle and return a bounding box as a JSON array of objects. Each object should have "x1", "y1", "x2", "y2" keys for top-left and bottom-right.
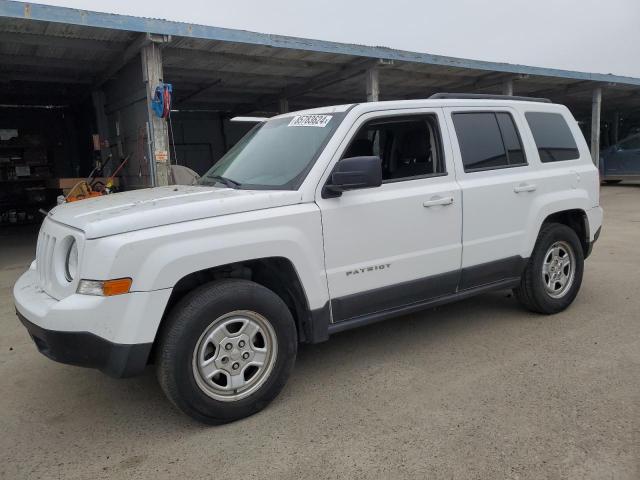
[
  {"x1": 423, "y1": 196, "x2": 454, "y2": 207},
  {"x1": 514, "y1": 183, "x2": 537, "y2": 193}
]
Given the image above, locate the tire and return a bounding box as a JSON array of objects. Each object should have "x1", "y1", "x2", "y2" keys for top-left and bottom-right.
[
  {"x1": 604, "y1": 180, "x2": 622, "y2": 184},
  {"x1": 514, "y1": 223, "x2": 584, "y2": 314},
  {"x1": 156, "y1": 279, "x2": 297, "y2": 424}
]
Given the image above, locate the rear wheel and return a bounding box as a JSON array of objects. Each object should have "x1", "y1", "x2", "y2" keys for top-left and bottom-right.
[
  {"x1": 157, "y1": 279, "x2": 297, "y2": 424},
  {"x1": 514, "y1": 223, "x2": 584, "y2": 314}
]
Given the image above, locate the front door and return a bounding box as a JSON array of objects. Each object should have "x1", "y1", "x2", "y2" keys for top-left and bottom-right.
[{"x1": 316, "y1": 109, "x2": 462, "y2": 322}]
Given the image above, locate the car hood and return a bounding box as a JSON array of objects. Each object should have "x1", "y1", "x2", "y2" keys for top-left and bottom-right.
[{"x1": 47, "y1": 185, "x2": 302, "y2": 239}]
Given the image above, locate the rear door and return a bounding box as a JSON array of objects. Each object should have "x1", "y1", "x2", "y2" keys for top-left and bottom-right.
[
  {"x1": 445, "y1": 107, "x2": 537, "y2": 288},
  {"x1": 316, "y1": 109, "x2": 462, "y2": 322}
]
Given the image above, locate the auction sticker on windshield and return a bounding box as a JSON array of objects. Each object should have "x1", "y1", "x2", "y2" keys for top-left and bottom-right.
[{"x1": 288, "y1": 115, "x2": 333, "y2": 127}]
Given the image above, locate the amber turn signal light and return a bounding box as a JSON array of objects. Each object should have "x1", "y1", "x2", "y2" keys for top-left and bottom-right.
[{"x1": 102, "y1": 278, "x2": 132, "y2": 296}]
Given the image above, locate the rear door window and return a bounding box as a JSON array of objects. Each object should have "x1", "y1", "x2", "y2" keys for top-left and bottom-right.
[
  {"x1": 452, "y1": 112, "x2": 526, "y2": 172},
  {"x1": 525, "y1": 112, "x2": 579, "y2": 162},
  {"x1": 496, "y1": 113, "x2": 526, "y2": 166}
]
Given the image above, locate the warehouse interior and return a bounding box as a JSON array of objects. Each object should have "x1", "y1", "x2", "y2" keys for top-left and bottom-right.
[{"x1": 1, "y1": 0, "x2": 640, "y2": 238}]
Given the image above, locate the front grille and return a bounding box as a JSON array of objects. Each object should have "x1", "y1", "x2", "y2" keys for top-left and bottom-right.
[
  {"x1": 34, "y1": 218, "x2": 82, "y2": 300},
  {"x1": 36, "y1": 230, "x2": 56, "y2": 290}
]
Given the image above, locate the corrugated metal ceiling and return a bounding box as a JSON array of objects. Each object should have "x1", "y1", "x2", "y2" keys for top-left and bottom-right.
[{"x1": 0, "y1": 4, "x2": 638, "y2": 118}]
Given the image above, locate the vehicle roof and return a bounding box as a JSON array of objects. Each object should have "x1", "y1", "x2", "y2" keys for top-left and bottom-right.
[{"x1": 274, "y1": 98, "x2": 567, "y2": 119}]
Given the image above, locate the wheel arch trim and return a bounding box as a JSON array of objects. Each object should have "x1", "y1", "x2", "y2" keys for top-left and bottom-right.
[{"x1": 524, "y1": 192, "x2": 593, "y2": 258}]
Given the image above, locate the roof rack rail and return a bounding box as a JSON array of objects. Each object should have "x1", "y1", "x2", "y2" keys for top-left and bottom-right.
[{"x1": 429, "y1": 93, "x2": 552, "y2": 103}]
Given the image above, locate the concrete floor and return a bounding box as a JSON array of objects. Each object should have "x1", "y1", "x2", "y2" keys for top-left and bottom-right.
[{"x1": 1, "y1": 185, "x2": 638, "y2": 480}]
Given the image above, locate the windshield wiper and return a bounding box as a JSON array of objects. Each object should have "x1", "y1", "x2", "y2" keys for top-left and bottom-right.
[{"x1": 207, "y1": 175, "x2": 242, "y2": 189}]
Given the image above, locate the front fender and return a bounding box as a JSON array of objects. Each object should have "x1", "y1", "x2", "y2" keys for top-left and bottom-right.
[{"x1": 81, "y1": 204, "x2": 329, "y2": 310}]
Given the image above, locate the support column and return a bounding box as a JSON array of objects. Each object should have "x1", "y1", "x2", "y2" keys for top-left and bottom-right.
[
  {"x1": 612, "y1": 111, "x2": 620, "y2": 144},
  {"x1": 278, "y1": 98, "x2": 289, "y2": 114},
  {"x1": 141, "y1": 41, "x2": 171, "y2": 186},
  {"x1": 502, "y1": 79, "x2": 514, "y2": 96},
  {"x1": 366, "y1": 67, "x2": 379, "y2": 102},
  {"x1": 590, "y1": 87, "x2": 602, "y2": 167}
]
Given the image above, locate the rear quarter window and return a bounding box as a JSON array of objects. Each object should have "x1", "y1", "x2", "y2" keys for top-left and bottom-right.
[{"x1": 525, "y1": 112, "x2": 579, "y2": 162}]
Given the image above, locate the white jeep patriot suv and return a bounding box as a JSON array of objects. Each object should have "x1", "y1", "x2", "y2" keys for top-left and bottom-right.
[{"x1": 14, "y1": 94, "x2": 603, "y2": 424}]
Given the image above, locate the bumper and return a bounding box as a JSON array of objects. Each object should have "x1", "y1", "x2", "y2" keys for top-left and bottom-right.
[
  {"x1": 585, "y1": 206, "x2": 603, "y2": 259},
  {"x1": 585, "y1": 225, "x2": 602, "y2": 258},
  {"x1": 17, "y1": 310, "x2": 151, "y2": 378},
  {"x1": 13, "y1": 267, "x2": 172, "y2": 377}
]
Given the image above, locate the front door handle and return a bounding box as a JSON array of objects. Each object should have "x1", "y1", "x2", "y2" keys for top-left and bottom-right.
[
  {"x1": 423, "y1": 196, "x2": 454, "y2": 207},
  {"x1": 514, "y1": 183, "x2": 537, "y2": 193}
]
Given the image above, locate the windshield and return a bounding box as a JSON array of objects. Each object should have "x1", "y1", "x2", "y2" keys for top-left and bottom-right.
[{"x1": 199, "y1": 113, "x2": 345, "y2": 190}]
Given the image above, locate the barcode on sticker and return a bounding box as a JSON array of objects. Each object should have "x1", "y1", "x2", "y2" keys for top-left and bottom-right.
[{"x1": 288, "y1": 115, "x2": 333, "y2": 127}]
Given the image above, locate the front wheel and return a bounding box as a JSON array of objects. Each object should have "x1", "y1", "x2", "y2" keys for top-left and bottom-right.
[
  {"x1": 156, "y1": 279, "x2": 297, "y2": 424},
  {"x1": 514, "y1": 223, "x2": 584, "y2": 314}
]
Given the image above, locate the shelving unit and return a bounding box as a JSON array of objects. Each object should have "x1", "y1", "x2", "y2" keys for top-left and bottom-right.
[{"x1": 0, "y1": 138, "x2": 53, "y2": 227}]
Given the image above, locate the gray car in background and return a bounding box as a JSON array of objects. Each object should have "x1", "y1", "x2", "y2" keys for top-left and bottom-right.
[{"x1": 600, "y1": 134, "x2": 640, "y2": 183}]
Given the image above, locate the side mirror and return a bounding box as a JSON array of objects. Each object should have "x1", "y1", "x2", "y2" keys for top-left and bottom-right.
[{"x1": 323, "y1": 156, "x2": 382, "y2": 198}]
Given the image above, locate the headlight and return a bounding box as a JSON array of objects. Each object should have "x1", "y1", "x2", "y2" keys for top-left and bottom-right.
[
  {"x1": 65, "y1": 239, "x2": 78, "y2": 281},
  {"x1": 77, "y1": 278, "x2": 132, "y2": 296}
]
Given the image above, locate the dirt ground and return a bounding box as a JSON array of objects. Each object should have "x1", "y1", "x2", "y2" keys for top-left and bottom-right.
[{"x1": 1, "y1": 184, "x2": 638, "y2": 479}]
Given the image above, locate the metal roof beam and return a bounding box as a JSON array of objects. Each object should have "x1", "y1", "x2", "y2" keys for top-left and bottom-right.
[
  {"x1": 438, "y1": 72, "x2": 529, "y2": 93},
  {"x1": 529, "y1": 81, "x2": 617, "y2": 98},
  {"x1": 165, "y1": 67, "x2": 309, "y2": 89},
  {"x1": 381, "y1": 68, "x2": 479, "y2": 84},
  {"x1": 93, "y1": 32, "x2": 171, "y2": 88},
  {"x1": 174, "y1": 100, "x2": 264, "y2": 114},
  {"x1": 601, "y1": 88, "x2": 640, "y2": 100},
  {"x1": 190, "y1": 89, "x2": 357, "y2": 107},
  {"x1": 176, "y1": 79, "x2": 223, "y2": 104},
  {"x1": 0, "y1": 93, "x2": 72, "y2": 106},
  {"x1": 0, "y1": 71, "x2": 92, "y2": 84},
  {"x1": 283, "y1": 58, "x2": 380, "y2": 99},
  {"x1": 163, "y1": 60, "x2": 318, "y2": 79},
  {"x1": 241, "y1": 58, "x2": 378, "y2": 113},
  {"x1": 0, "y1": 31, "x2": 127, "y2": 52},
  {"x1": 174, "y1": 83, "x2": 283, "y2": 95},
  {"x1": 0, "y1": 53, "x2": 106, "y2": 71},
  {"x1": 163, "y1": 47, "x2": 344, "y2": 71},
  {"x1": 182, "y1": 92, "x2": 265, "y2": 105}
]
